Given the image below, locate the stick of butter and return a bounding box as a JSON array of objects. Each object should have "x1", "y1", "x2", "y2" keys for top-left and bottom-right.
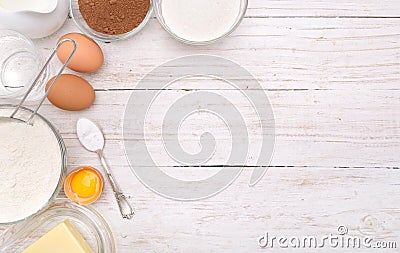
[{"x1": 22, "y1": 220, "x2": 95, "y2": 253}]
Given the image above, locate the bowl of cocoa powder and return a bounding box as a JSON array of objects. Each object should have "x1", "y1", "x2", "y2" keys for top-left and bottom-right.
[{"x1": 70, "y1": 0, "x2": 152, "y2": 42}]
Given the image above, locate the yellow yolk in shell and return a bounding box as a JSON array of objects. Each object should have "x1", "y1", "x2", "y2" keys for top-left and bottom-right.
[
  {"x1": 64, "y1": 166, "x2": 103, "y2": 205},
  {"x1": 70, "y1": 169, "x2": 99, "y2": 198}
]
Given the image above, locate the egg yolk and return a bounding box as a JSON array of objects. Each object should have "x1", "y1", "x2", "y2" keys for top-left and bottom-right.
[{"x1": 70, "y1": 169, "x2": 99, "y2": 198}]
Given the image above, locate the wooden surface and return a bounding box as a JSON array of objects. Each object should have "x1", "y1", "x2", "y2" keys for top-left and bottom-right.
[{"x1": 2, "y1": 0, "x2": 400, "y2": 252}]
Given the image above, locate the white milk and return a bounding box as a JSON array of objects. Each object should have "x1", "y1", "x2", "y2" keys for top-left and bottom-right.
[
  {"x1": 0, "y1": 0, "x2": 53, "y2": 11},
  {"x1": 162, "y1": 0, "x2": 241, "y2": 42}
]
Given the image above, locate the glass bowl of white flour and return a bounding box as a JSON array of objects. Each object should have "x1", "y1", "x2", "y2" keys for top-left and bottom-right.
[
  {"x1": 0, "y1": 105, "x2": 66, "y2": 225},
  {"x1": 154, "y1": 0, "x2": 248, "y2": 45}
]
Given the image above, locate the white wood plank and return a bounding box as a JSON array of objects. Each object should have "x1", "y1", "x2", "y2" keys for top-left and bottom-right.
[
  {"x1": 35, "y1": 18, "x2": 400, "y2": 91},
  {"x1": 247, "y1": 0, "x2": 400, "y2": 17},
  {"x1": 8, "y1": 88, "x2": 399, "y2": 168},
  {"x1": 88, "y1": 167, "x2": 400, "y2": 252}
]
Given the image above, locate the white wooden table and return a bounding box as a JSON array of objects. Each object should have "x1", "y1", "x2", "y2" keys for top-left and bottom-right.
[{"x1": 3, "y1": 0, "x2": 400, "y2": 252}]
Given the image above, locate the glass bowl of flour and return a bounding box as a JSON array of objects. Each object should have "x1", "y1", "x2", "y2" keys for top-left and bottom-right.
[
  {"x1": 0, "y1": 105, "x2": 66, "y2": 225},
  {"x1": 154, "y1": 0, "x2": 248, "y2": 45}
]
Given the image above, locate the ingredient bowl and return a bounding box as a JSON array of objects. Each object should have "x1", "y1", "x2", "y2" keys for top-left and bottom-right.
[
  {"x1": 70, "y1": 0, "x2": 153, "y2": 42},
  {"x1": 0, "y1": 30, "x2": 50, "y2": 100},
  {"x1": 0, "y1": 198, "x2": 115, "y2": 253},
  {"x1": 154, "y1": 0, "x2": 248, "y2": 45},
  {"x1": 0, "y1": 105, "x2": 67, "y2": 226}
]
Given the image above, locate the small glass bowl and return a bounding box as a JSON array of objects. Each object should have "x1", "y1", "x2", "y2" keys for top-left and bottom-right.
[
  {"x1": 0, "y1": 198, "x2": 115, "y2": 253},
  {"x1": 0, "y1": 105, "x2": 67, "y2": 226},
  {"x1": 154, "y1": 0, "x2": 248, "y2": 45},
  {"x1": 70, "y1": 0, "x2": 153, "y2": 42},
  {"x1": 0, "y1": 30, "x2": 50, "y2": 100}
]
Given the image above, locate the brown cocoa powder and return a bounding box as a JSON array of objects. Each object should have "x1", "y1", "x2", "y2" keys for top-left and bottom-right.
[{"x1": 78, "y1": 0, "x2": 150, "y2": 35}]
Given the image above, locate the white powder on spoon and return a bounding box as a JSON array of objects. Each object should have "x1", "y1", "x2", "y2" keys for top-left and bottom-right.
[
  {"x1": 0, "y1": 108, "x2": 62, "y2": 224},
  {"x1": 161, "y1": 0, "x2": 242, "y2": 42}
]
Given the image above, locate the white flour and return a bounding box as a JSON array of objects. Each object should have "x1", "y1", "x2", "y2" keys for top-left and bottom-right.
[
  {"x1": 0, "y1": 108, "x2": 62, "y2": 223},
  {"x1": 162, "y1": 0, "x2": 241, "y2": 42}
]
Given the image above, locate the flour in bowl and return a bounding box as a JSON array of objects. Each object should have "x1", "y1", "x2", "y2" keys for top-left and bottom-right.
[{"x1": 0, "y1": 108, "x2": 63, "y2": 223}]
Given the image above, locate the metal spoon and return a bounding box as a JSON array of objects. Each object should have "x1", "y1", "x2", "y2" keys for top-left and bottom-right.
[{"x1": 77, "y1": 118, "x2": 134, "y2": 219}]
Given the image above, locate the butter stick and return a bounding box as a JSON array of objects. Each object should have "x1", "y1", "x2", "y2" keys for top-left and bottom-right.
[{"x1": 22, "y1": 220, "x2": 95, "y2": 253}]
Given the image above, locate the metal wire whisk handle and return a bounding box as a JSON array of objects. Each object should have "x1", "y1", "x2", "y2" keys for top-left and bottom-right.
[{"x1": 10, "y1": 39, "x2": 77, "y2": 124}]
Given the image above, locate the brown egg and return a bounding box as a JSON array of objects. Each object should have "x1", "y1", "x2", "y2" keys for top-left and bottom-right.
[
  {"x1": 57, "y1": 33, "x2": 104, "y2": 73},
  {"x1": 45, "y1": 74, "x2": 95, "y2": 111}
]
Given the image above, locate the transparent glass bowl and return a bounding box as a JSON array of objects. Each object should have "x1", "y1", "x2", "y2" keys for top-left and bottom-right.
[
  {"x1": 0, "y1": 198, "x2": 115, "y2": 253},
  {"x1": 0, "y1": 30, "x2": 50, "y2": 100},
  {"x1": 0, "y1": 105, "x2": 67, "y2": 226},
  {"x1": 70, "y1": 0, "x2": 153, "y2": 42},
  {"x1": 154, "y1": 0, "x2": 248, "y2": 45}
]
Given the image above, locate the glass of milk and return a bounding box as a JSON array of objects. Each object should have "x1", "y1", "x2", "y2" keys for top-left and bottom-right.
[{"x1": 154, "y1": 0, "x2": 248, "y2": 45}]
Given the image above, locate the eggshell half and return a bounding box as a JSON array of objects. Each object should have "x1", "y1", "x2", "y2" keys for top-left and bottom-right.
[
  {"x1": 57, "y1": 33, "x2": 104, "y2": 73},
  {"x1": 46, "y1": 74, "x2": 95, "y2": 111}
]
